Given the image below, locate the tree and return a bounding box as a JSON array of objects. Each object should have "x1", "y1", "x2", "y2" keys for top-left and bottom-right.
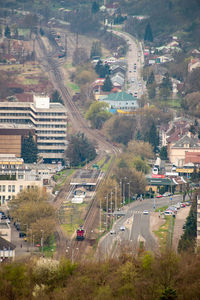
[
  {"x1": 72, "y1": 47, "x2": 89, "y2": 66},
  {"x1": 4, "y1": 25, "x2": 11, "y2": 38},
  {"x1": 21, "y1": 133, "x2": 38, "y2": 163},
  {"x1": 86, "y1": 101, "x2": 112, "y2": 129},
  {"x1": 160, "y1": 146, "x2": 168, "y2": 160},
  {"x1": 189, "y1": 124, "x2": 196, "y2": 135},
  {"x1": 90, "y1": 41, "x2": 101, "y2": 58},
  {"x1": 132, "y1": 156, "x2": 150, "y2": 174},
  {"x1": 148, "y1": 84, "x2": 156, "y2": 99},
  {"x1": 159, "y1": 73, "x2": 172, "y2": 100},
  {"x1": 65, "y1": 133, "x2": 96, "y2": 167},
  {"x1": 91, "y1": 1, "x2": 99, "y2": 14},
  {"x1": 9, "y1": 188, "x2": 55, "y2": 243},
  {"x1": 50, "y1": 90, "x2": 63, "y2": 104},
  {"x1": 145, "y1": 122, "x2": 159, "y2": 152},
  {"x1": 144, "y1": 23, "x2": 153, "y2": 42},
  {"x1": 102, "y1": 75, "x2": 113, "y2": 92},
  {"x1": 95, "y1": 60, "x2": 110, "y2": 78},
  {"x1": 103, "y1": 115, "x2": 137, "y2": 145},
  {"x1": 147, "y1": 71, "x2": 155, "y2": 86}
]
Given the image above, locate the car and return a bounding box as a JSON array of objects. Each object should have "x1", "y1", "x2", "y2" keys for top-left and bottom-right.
[
  {"x1": 182, "y1": 224, "x2": 186, "y2": 230},
  {"x1": 120, "y1": 225, "x2": 125, "y2": 231},
  {"x1": 143, "y1": 210, "x2": 149, "y2": 215},
  {"x1": 110, "y1": 230, "x2": 116, "y2": 235},
  {"x1": 156, "y1": 194, "x2": 163, "y2": 198},
  {"x1": 180, "y1": 203, "x2": 186, "y2": 208},
  {"x1": 164, "y1": 210, "x2": 175, "y2": 216}
]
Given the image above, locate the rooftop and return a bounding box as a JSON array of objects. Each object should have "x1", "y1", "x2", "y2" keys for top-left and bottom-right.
[
  {"x1": 172, "y1": 134, "x2": 200, "y2": 148},
  {"x1": 103, "y1": 91, "x2": 137, "y2": 102},
  {"x1": 0, "y1": 236, "x2": 16, "y2": 250},
  {"x1": 0, "y1": 222, "x2": 10, "y2": 229}
]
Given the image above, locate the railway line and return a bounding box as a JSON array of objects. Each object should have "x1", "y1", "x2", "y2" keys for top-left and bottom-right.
[{"x1": 35, "y1": 33, "x2": 120, "y2": 260}]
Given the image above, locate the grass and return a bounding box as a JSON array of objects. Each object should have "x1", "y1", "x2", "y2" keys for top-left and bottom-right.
[
  {"x1": 102, "y1": 156, "x2": 112, "y2": 173},
  {"x1": 154, "y1": 215, "x2": 175, "y2": 250},
  {"x1": 18, "y1": 28, "x2": 30, "y2": 38},
  {"x1": 155, "y1": 205, "x2": 168, "y2": 212},
  {"x1": 54, "y1": 169, "x2": 74, "y2": 190},
  {"x1": 67, "y1": 82, "x2": 80, "y2": 93},
  {"x1": 22, "y1": 78, "x2": 39, "y2": 85},
  {"x1": 59, "y1": 202, "x2": 87, "y2": 237},
  {"x1": 42, "y1": 235, "x2": 56, "y2": 258}
]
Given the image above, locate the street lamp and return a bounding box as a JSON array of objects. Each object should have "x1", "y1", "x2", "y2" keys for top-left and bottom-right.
[{"x1": 41, "y1": 230, "x2": 44, "y2": 255}]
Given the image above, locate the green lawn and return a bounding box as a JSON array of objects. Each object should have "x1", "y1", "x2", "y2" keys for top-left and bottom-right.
[
  {"x1": 102, "y1": 156, "x2": 113, "y2": 172},
  {"x1": 154, "y1": 215, "x2": 175, "y2": 250},
  {"x1": 67, "y1": 82, "x2": 80, "y2": 93}
]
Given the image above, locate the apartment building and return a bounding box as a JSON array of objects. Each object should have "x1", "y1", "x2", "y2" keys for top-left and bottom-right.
[
  {"x1": 0, "y1": 95, "x2": 67, "y2": 163},
  {"x1": 197, "y1": 194, "x2": 200, "y2": 248}
]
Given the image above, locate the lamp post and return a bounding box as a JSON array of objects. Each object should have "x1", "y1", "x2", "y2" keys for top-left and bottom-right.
[
  {"x1": 127, "y1": 182, "x2": 130, "y2": 205},
  {"x1": 41, "y1": 230, "x2": 44, "y2": 255}
]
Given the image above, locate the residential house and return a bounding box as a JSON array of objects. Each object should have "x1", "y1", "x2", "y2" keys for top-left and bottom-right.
[
  {"x1": 111, "y1": 73, "x2": 125, "y2": 89},
  {"x1": 0, "y1": 236, "x2": 15, "y2": 262},
  {"x1": 169, "y1": 134, "x2": 200, "y2": 166},
  {"x1": 110, "y1": 63, "x2": 127, "y2": 76},
  {"x1": 188, "y1": 58, "x2": 200, "y2": 73},
  {"x1": 100, "y1": 91, "x2": 138, "y2": 112},
  {"x1": 92, "y1": 78, "x2": 105, "y2": 95}
]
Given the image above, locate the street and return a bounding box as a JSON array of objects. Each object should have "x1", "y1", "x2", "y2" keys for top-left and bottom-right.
[{"x1": 99, "y1": 194, "x2": 187, "y2": 258}]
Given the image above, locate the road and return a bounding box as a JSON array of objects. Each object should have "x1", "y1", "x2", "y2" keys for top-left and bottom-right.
[
  {"x1": 99, "y1": 194, "x2": 186, "y2": 258},
  {"x1": 111, "y1": 30, "x2": 145, "y2": 98}
]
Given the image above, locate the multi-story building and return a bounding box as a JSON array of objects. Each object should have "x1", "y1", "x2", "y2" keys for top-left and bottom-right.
[
  {"x1": 0, "y1": 154, "x2": 57, "y2": 206},
  {"x1": 0, "y1": 95, "x2": 67, "y2": 163},
  {"x1": 197, "y1": 193, "x2": 200, "y2": 248}
]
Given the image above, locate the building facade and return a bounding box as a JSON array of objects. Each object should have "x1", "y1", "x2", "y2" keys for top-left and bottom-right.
[{"x1": 0, "y1": 95, "x2": 67, "y2": 163}]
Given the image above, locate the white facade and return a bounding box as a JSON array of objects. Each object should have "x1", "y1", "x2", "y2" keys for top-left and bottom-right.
[{"x1": 0, "y1": 99, "x2": 68, "y2": 162}]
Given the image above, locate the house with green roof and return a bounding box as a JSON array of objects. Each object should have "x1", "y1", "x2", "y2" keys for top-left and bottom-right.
[{"x1": 101, "y1": 91, "x2": 139, "y2": 111}]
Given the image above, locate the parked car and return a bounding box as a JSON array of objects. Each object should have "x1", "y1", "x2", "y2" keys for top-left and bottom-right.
[
  {"x1": 156, "y1": 194, "x2": 163, "y2": 198},
  {"x1": 164, "y1": 210, "x2": 175, "y2": 216},
  {"x1": 143, "y1": 210, "x2": 149, "y2": 215},
  {"x1": 180, "y1": 203, "x2": 186, "y2": 208}
]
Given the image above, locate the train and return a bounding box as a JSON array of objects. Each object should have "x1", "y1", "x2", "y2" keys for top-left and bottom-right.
[{"x1": 76, "y1": 226, "x2": 85, "y2": 241}]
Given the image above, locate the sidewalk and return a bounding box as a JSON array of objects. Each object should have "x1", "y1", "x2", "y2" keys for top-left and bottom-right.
[
  {"x1": 11, "y1": 223, "x2": 38, "y2": 260},
  {"x1": 172, "y1": 206, "x2": 190, "y2": 252}
]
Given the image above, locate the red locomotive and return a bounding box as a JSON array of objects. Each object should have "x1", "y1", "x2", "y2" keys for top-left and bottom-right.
[{"x1": 76, "y1": 226, "x2": 85, "y2": 241}]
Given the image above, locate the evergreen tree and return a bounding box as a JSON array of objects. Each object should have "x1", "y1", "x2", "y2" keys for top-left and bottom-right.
[
  {"x1": 50, "y1": 90, "x2": 63, "y2": 104},
  {"x1": 21, "y1": 133, "x2": 38, "y2": 163},
  {"x1": 136, "y1": 130, "x2": 142, "y2": 140},
  {"x1": 159, "y1": 73, "x2": 172, "y2": 100},
  {"x1": 4, "y1": 25, "x2": 11, "y2": 38},
  {"x1": 146, "y1": 122, "x2": 159, "y2": 152},
  {"x1": 147, "y1": 71, "x2": 155, "y2": 86},
  {"x1": 91, "y1": 1, "x2": 99, "y2": 14},
  {"x1": 102, "y1": 75, "x2": 113, "y2": 92},
  {"x1": 144, "y1": 23, "x2": 153, "y2": 42},
  {"x1": 160, "y1": 146, "x2": 168, "y2": 160}
]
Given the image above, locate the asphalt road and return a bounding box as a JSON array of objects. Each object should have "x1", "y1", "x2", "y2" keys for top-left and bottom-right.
[
  {"x1": 99, "y1": 194, "x2": 186, "y2": 257},
  {"x1": 111, "y1": 30, "x2": 145, "y2": 98}
]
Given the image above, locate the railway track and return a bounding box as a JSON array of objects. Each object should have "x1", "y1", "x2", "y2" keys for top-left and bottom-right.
[{"x1": 35, "y1": 34, "x2": 120, "y2": 260}]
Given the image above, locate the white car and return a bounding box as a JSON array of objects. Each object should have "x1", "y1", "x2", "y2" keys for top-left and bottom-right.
[
  {"x1": 120, "y1": 225, "x2": 125, "y2": 231},
  {"x1": 143, "y1": 210, "x2": 149, "y2": 215},
  {"x1": 110, "y1": 230, "x2": 116, "y2": 235}
]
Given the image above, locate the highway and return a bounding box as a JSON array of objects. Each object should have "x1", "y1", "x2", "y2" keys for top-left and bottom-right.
[{"x1": 99, "y1": 194, "x2": 186, "y2": 258}]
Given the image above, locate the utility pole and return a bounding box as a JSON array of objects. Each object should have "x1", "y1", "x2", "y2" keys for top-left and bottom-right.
[
  {"x1": 65, "y1": 33, "x2": 67, "y2": 57},
  {"x1": 99, "y1": 196, "x2": 101, "y2": 234},
  {"x1": 41, "y1": 230, "x2": 44, "y2": 256},
  {"x1": 106, "y1": 194, "x2": 108, "y2": 231}
]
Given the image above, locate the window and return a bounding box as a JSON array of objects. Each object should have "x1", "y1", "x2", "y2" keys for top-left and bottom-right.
[
  {"x1": 3, "y1": 185, "x2": 5, "y2": 192},
  {"x1": 12, "y1": 185, "x2": 15, "y2": 193},
  {"x1": 8, "y1": 185, "x2": 11, "y2": 192},
  {"x1": 18, "y1": 174, "x2": 24, "y2": 179},
  {"x1": 2, "y1": 195, "x2": 5, "y2": 203},
  {"x1": 20, "y1": 185, "x2": 23, "y2": 192},
  {"x1": 0, "y1": 185, "x2": 1, "y2": 192}
]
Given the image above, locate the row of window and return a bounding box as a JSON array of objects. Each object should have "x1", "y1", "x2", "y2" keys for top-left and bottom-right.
[
  {"x1": 37, "y1": 142, "x2": 65, "y2": 146},
  {"x1": 0, "y1": 113, "x2": 66, "y2": 122},
  {"x1": 38, "y1": 149, "x2": 64, "y2": 153},
  {"x1": 37, "y1": 137, "x2": 65, "y2": 140},
  {"x1": 0, "y1": 185, "x2": 16, "y2": 193},
  {"x1": 37, "y1": 124, "x2": 66, "y2": 128},
  {"x1": 0, "y1": 107, "x2": 66, "y2": 116},
  {"x1": 36, "y1": 131, "x2": 66, "y2": 134}
]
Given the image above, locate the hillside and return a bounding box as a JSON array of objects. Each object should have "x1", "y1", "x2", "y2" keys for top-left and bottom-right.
[{"x1": 120, "y1": 0, "x2": 200, "y2": 47}]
